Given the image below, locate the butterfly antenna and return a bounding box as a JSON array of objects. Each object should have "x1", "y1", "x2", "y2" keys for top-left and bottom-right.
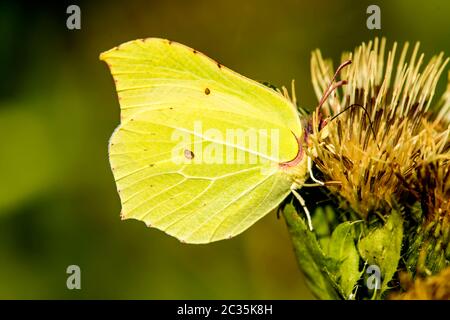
[{"x1": 316, "y1": 60, "x2": 352, "y2": 111}]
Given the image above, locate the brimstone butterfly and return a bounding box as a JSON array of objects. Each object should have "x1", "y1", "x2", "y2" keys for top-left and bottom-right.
[{"x1": 101, "y1": 38, "x2": 336, "y2": 243}]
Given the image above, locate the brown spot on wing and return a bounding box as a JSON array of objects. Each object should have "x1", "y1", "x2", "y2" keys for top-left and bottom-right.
[
  {"x1": 184, "y1": 149, "x2": 195, "y2": 159},
  {"x1": 204, "y1": 88, "x2": 210, "y2": 95}
]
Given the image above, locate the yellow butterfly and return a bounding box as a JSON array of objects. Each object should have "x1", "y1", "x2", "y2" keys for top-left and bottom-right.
[{"x1": 100, "y1": 38, "x2": 347, "y2": 243}]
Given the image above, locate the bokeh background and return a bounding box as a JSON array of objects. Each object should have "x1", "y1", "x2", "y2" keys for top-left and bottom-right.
[{"x1": 0, "y1": 0, "x2": 449, "y2": 299}]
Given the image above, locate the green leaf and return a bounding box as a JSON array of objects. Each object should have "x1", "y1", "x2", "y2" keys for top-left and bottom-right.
[
  {"x1": 327, "y1": 222, "x2": 361, "y2": 298},
  {"x1": 358, "y1": 210, "x2": 403, "y2": 294},
  {"x1": 311, "y1": 206, "x2": 331, "y2": 250},
  {"x1": 283, "y1": 204, "x2": 342, "y2": 299},
  {"x1": 311, "y1": 205, "x2": 339, "y2": 251}
]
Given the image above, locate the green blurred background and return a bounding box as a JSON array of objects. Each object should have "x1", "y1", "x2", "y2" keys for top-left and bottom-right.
[{"x1": 0, "y1": 0, "x2": 448, "y2": 299}]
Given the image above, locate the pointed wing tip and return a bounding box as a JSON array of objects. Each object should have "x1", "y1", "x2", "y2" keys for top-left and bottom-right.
[
  {"x1": 99, "y1": 45, "x2": 120, "y2": 62},
  {"x1": 99, "y1": 37, "x2": 173, "y2": 62},
  {"x1": 99, "y1": 51, "x2": 108, "y2": 62}
]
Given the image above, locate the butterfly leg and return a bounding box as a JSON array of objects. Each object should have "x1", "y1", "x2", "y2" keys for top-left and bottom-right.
[
  {"x1": 307, "y1": 156, "x2": 324, "y2": 185},
  {"x1": 290, "y1": 187, "x2": 314, "y2": 231}
]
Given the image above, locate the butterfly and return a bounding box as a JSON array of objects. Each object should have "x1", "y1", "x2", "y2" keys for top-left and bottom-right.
[{"x1": 100, "y1": 38, "x2": 349, "y2": 243}]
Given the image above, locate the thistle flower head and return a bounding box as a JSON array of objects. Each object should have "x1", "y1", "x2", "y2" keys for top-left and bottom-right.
[
  {"x1": 309, "y1": 38, "x2": 450, "y2": 218},
  {"x1": 435, "y1": 71, "x2": 450, "y2": 127}
]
